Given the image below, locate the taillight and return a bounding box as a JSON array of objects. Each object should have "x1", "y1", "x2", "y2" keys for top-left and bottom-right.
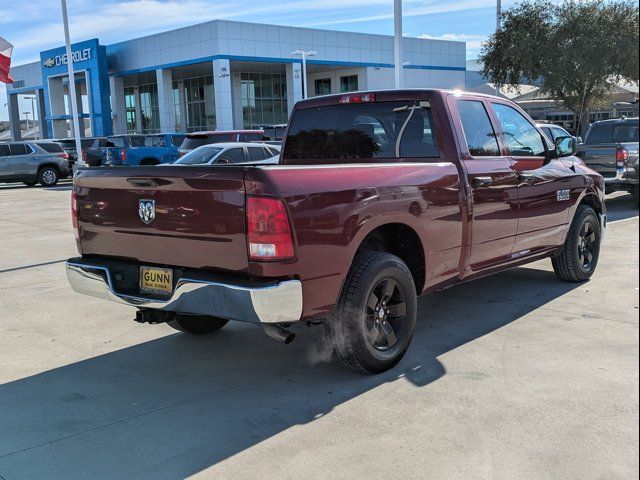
[
  {"x1": 247, "y1": 197, "x2": 294, "y2": 261},
  {"x1": 616, "y1": 147, "x2": 629, "y2": 169},
  {"x1": 339, "y1": 93, "x2": 376, "y2": 104},
  {"x1": 71, "y1": 190, "x2": 79, "y2": 241},
  {"x1": 120, "y1": 148, "x2": 127, "y2": 161},
  {"x1": 58, "y1": 152, "x2": 69, "y2": 159},
  {"x1": 82, "y1": 150, "x2": 87, "y2": 162}
]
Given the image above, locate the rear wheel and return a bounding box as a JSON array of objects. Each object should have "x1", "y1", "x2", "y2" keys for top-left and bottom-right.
[
  {"x1": 632, "y1": 183, "x2": 639, "y2": 208},
  {"x1": 167, "y1": 314, "x2": 228, "y2": 335},
  {"x1": 38, "y1": 166, "x2": 59, "y2": 187},
  {"x1": 327, "y1": 252, "x2": 417, "y2": 373},
  {"x1": 552, "y1": 205, "x2": 601, "y2": 282}
]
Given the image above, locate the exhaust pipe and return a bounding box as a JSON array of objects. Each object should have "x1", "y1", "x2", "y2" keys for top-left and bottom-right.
[
  {"x1": 263, "y1": 324, "x2": 295, "y2": 344},
  {"x1": 135, "y1": 309, "x2": 175, "y2": 324}
]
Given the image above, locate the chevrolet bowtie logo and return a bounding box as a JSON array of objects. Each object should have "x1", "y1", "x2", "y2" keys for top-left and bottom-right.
[{"x1": 43, "y1": 57, "x2": 55, "y2": 68}]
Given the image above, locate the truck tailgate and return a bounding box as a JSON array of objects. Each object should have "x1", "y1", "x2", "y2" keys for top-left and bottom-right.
[{"x1": 74, "y1": 166, "x2": 249, "y2": 272}]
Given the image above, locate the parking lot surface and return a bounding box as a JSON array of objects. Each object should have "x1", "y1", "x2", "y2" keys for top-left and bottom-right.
[{"x1": 0, "y1": 183, "x2": 638, "y2": 480}]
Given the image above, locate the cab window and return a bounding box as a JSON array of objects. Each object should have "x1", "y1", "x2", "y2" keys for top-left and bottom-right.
[
  {"x1": 144, "y1": 136, "x2": 166, "y2": 147},
  {"x1": 456, "y1": 100, "x2": 500, "y2": 157},
  {"x1": 493, "y1": 103, "x2": 546, "y2": 157}
]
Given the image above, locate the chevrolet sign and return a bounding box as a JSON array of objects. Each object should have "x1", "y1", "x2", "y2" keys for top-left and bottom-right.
[{"x1": 43, "y1": 48, "x2": 92, "y2": 68}]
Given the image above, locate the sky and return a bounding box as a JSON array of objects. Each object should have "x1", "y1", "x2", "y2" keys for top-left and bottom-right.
[{"x1": 0, "y1": 0, "x2": 514, "y2": 122}]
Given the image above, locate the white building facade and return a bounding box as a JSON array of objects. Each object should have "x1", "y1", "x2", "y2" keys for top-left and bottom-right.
[{"x1": 6, "y1": 19, "x2": 466, "y2": 140}]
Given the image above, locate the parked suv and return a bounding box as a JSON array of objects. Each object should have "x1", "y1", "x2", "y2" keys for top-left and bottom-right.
[
  {"x1": 177, "y1": 130, "x2": 265, "y2": 157},
  {"x1": 577, "y1": 117, "x2": 639, "y2": 206},
  {"x1": 0, "y1": 141, "x2": 70, "y2": 186},
  {"x1": 53, "y1": 137, "x2": 99, "y2": 165}
]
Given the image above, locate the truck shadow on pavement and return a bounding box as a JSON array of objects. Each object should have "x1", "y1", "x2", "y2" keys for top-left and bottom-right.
[{"x1": 0, "y1": 266, "x2": 583, "y2": 479}]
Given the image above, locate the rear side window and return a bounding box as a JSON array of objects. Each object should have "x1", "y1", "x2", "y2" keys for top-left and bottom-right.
[
  {"x1": 0, "y1": 144, "x2": 9, "y2": 156},
  {"x1": 170, "y1": 135, "x2": 185, "y2": 147},
  {"x1": 38, "y1": 143, "x2": 64, "y2": 153},
  {"x1": 613, "y1": 123, "x2": 639, "y2": 142},
  {"x1": 247, "y1": 146, "x2": 268, "y2": 161},
  {"x1": 107, "y1": 137, "x2": 125, "y2": 148},
  {"x1": 144, "y1": 136, "x2": 165, "y2": 147},
  {"x1": 457, "y1": 100, "x2": 500, "y2": 157},
  {"x1": 217, "y1": 147, "x2": 245, "y2": 164},
  {"x1": 283, "y1": 101, "x2": 439, "y2": 163},
  {"x1": 241, "y1": 133, "x2": 263, "y2": 142},
  {"x1": 128, "y1": 136, "x2": 145, "y2": 147},
  {"x1": 181, "y1": 134, "x2": 235, "y2": 150},
  {"x1": 586, "y1": 124, "x2": 614, "y2": 144},
  {"x1": 9, "y1": 144, "x2": 31, "y2": 155},
  {"x1": 81, "y1": 139, "x2": 95, "y2": 148}
]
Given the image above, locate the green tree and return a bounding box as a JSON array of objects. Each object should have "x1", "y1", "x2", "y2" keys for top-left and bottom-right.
[{"x1": 480, "y1": 0, "x2": 639, "y2": 134}]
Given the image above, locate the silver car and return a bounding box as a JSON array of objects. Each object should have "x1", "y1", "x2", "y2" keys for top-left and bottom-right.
[
  {"x1": 0, "y1": 141, "x2": 71, "y2": 187},
  {"x1": 172, "y1": 142, "x2": 280, "y2": 166}
]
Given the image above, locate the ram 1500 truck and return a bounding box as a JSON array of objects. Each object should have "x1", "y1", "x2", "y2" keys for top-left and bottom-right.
[
  {"x1": 576, "y1": 117, "x2": 639, "y2": 207},
  {"x1": 66, "y1": 89, "x2": 606, "y2": 373}
]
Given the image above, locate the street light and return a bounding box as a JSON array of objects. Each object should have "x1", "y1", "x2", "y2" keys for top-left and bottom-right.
[
  {"x1": 291, "y1": 50, "x2": 317, "y2": 99},
  {"x1": 22, "y1": 111, "x2": 31, "y2": 137},
  {"x1": 24, "y1": 95, "x2": 38, "y2": 139}
]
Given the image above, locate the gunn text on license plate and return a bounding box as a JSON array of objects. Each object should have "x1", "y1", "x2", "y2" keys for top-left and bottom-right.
[{"x1": 140, "y1": 266, "x2": 173, "y2": 295}]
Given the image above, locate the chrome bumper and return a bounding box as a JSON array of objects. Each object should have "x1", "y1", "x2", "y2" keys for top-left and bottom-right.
[{"x1": 66, "y1": 261, "x2": 303, "y2": 325}]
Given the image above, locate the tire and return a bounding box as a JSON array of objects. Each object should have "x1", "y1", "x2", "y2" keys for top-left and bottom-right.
[
  {"x1": 167, "y1": 314, "x2": 228, "y2": 335},
  {"x1": 327, "y1": 252, "x2": 417, "y2": 373},
  {"x1": 23, "y1": 180, "x2": 37, "y2": 187},
  {"x1": 633, "y1": 183, "x2": 639, "y2": 208},
  {"x1": 37, "y1": 166, "x2": 59, "y2": 187},
  {"x1": 140, "y1": 159, "x2": 159, "y2": 166},
  {"x1": 552, "y1": 205, "x2": 601, "y2": 282}
]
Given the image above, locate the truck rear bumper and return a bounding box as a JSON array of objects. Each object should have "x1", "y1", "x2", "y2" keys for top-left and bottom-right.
[{"x1": 66, "y1": 260, "x2": 303, "y2": 325}]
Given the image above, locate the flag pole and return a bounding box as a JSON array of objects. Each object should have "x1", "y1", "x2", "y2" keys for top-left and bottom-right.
[{"x1": 61, "y1": 0, "x2": 85, "y2": 167}]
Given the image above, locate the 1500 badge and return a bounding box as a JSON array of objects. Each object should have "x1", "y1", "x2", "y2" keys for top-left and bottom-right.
[{"x1": 556, "y1": 189, "x2": 571, "y2": 201}]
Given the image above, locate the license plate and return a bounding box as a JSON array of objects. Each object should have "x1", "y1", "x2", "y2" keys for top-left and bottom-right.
[{"x1": 140, "y1": 266, "x2": 173, "y2": 295}]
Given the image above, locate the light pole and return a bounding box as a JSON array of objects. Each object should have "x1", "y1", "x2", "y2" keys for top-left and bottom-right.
[
  {"x1": 394, "y1": 0, "x2": 403, "y2": 89},
  {"x1": 291, "y1": 50, "x2": 317, "y2": 99},
  {"x1": 24, "y1": 95, "x2": 38, "y2": 139},
  {"x1": 22, "y1": 111, "x2": 31, "y2": 137},
  {"x1": 60, "y1": 0, "x2": 85, "y2": 166},
  {"x1": 495, "y1": 0, "x2": 502, "y2": 95}
]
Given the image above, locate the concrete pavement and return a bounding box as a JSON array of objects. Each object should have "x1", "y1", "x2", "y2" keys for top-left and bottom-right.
[{"x1": 0, "y1": 185, "x2": 637, "y2": 479}]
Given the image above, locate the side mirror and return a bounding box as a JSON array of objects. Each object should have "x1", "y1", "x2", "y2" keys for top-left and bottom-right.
[{"x1": 555, "y1": 136, "x2": 577, "y2": 158}]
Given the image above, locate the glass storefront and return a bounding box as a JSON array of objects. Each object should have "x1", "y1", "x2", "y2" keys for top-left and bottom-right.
[
  {"x1": 123, "y1": 84, "x2": 160, "y2": 133},
  {"x1": 241, "y1": 73, "x2": 288, "y2": 128},
  {"x1": 139, "y1": 83, "x2": 159, "y2": 133},
  {"x1": 124, "y1": 87, "x2": 137, "y2": 133},
  {"x1": 184, "y1": 75, "x2": 216, "y2": 132}
]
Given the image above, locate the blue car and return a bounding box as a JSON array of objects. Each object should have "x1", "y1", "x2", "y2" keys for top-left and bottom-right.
[{"x1": 103, "y1": 133, "x2": 186, "y2": 166}]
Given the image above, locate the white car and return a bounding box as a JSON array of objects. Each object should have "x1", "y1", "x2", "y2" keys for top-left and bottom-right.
[{"x1": 173, "y1": 142, "x2": 280, "y2": 166}]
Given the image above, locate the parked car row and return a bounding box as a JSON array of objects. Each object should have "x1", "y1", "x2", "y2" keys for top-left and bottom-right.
[{"x1": 0, "y1": 141, "x2": 71, "y2": 186}]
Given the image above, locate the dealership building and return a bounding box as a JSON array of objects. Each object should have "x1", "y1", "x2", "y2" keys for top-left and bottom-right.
[{"x1": 6, "y1": 19, "x2": 466, "y2": 140}]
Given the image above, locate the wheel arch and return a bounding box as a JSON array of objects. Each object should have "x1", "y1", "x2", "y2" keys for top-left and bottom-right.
[
  {"x1": 349, "y1": 221, "x2": 426, "y2": 294},
  {"x1": 139, "y1": 158, "x2": 160, "y2": 166}
]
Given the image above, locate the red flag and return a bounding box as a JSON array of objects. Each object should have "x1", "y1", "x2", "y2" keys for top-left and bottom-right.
[{"x1": 0, "y1": 36, "x2": 14, "y2": 84}]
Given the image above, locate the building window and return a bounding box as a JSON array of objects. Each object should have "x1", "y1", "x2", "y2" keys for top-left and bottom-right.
[
  {"x1": 340, "y1": 75, "x2": 358, "y2": 93},
  {"x1": 314, "y1": 78, "x2": 331, "y2": 95},
  {"x1": 124, "y1": 87, "x2": 137, "y2": 133},
  {"x1": 139, "y1": 83, "x2": 160, "y2": 133},
  {"x1": 184, "y1": 75, "x2": 216, "y2": 132},
  {"x1": 241, "y1": 72, "x2": 288, "y2": 128}
]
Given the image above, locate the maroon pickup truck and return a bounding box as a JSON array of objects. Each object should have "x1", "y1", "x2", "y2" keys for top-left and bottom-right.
[{"x1": 67, "y1": 89, "x2": 606, "y2": 373}]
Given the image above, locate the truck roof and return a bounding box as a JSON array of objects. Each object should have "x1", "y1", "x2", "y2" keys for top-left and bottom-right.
[
  {"x1": 294, "y1": 88, "x2": 504, "y2": 109},
  {"x1": 591, "y1": 117, "x2": 639, "y2": 125}
]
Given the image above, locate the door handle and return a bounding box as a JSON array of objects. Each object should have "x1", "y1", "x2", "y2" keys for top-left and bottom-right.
[
  {"x1": 518, "y1": 172, "x2": 536, "y2": 183},
  {"x1": 472, "y1": 176, "x2": 493, "y2": 187}
]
